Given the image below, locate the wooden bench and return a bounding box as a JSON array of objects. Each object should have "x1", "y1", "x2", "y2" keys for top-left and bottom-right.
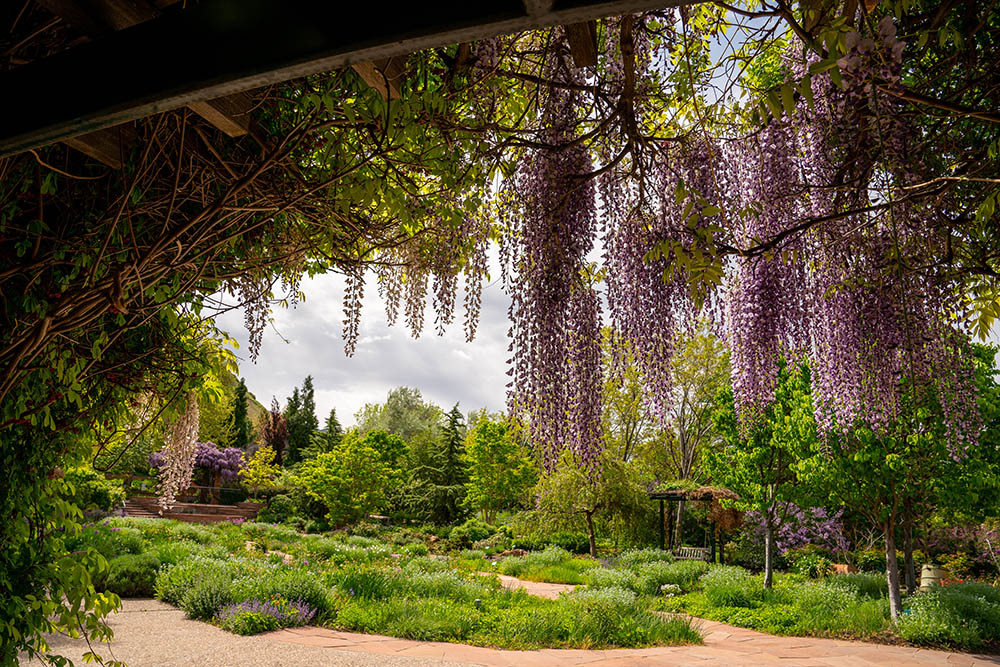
[{"x1": 673, "y1": 546, "x2": 710, "y2": 561}]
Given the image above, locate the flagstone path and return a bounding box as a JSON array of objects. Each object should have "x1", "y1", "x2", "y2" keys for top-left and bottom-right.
[{"x1": 21, "y1": 575, "x2": 1000, "y2": 666}]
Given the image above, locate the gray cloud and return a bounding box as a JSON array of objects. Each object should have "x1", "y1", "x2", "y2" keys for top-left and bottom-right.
[{"x1": 215, "y1": 253, "x2": 512, "y2": 427}]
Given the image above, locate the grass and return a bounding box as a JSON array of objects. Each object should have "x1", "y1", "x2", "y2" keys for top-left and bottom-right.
[
  {"x1": 79, "y1": 517, "x2": 700, "y2": 650},
  {"x1": 490, "y1": 546, "x2": 600, "y2": 584},
  {"x1": 80, "y1": 517, "x2": 1000, "y2": 652}
]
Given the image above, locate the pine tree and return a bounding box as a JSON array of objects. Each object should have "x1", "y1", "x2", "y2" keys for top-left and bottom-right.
[
  {"x1": 231, "y1": 378, "x2": 252, "y2": 449},
  {"x1": 285, "y1": 377, "x2": 319, "y2": 465},
  {"x1": 324, "y1": 408, "x2": 343, "y2": 449}
]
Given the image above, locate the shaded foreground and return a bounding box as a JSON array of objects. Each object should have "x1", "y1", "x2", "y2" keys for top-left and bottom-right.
[{"x1": 22, "y1": 598, "x2": 1000, "y2": 667}]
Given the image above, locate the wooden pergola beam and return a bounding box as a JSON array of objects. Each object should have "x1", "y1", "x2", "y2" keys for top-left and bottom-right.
[
  {"x1": 60, "y1": 123, "x2": 135, "y2": 169},
  {"x1": 187, "y1": 92, "x2": 254, "y2": 137},
  {"x1": 351, "y1": 57, "x2": 407, "y2": 100},
  {"x1": 0, "y1": 0, "x2": 694, "y2": 158},
  {"x1": 565, "y1": 20, "x2": 598, "y2": 68}
]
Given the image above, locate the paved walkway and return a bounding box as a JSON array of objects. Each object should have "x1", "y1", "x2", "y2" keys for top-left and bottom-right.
[{"x1": 21, "y1": 576, "x2": 1000, "y2": 666}]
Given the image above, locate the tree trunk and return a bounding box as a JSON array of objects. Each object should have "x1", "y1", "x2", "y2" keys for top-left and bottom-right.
[
  {"x1": 674, "y1": 499, "x2": 685, "y2": 548},
  {"x1": 884, "y1": 518, "x2": 904, "y2": 619},
  {"x1": 763, "y1": 514, "x2": 775, "y2": 589},
  {"x1": 903, "y1": 509, "x2": 916, "y2": 595},
  {"x1": 586, "y1": 510, "x2": 597, "y2": 558}
]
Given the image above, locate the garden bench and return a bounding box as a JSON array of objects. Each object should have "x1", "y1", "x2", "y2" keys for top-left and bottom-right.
[{"x1": 673, "y1": 546, "x2": 710, "y2": 561}]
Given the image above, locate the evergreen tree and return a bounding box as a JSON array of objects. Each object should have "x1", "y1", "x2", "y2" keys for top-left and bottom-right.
[
  {"x1": 231, "y1": 378, "x2": 252, "y2": 450},
  {"x1": 324, "y1": 408, "x2": 344, "y2": 449},
  {"x1": 285, "y1": 376, "x2": 319, "y2": 465},
  {"x1": 404, "y1": 404, "x2": 470, "y2": 524}
]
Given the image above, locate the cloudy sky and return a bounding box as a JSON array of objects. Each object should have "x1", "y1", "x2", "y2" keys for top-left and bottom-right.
[{"x1": 214, "y1": 252, "x2": 512, "y2": 427}]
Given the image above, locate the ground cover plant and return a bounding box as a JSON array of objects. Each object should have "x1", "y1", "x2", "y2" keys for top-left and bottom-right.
[{"x1": 82, "y1": 517, "x2": 700, "y2": 651}]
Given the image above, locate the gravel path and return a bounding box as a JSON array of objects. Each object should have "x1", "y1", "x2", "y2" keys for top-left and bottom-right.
[{"x1": 18, "y1": 599, "x2": 466, "y2": 667}]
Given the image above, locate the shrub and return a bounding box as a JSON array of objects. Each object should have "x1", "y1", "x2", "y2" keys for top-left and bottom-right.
[
  {"x1": 584, "y1": 567, "x2": 639, "y2": 592},
  {"x1": 701, "y1": 566, "x2": 757, "y2": 607},
  {"x1": 256, "y1": 493, "x2": 296, "y2": 524},
  {"x1": 111, "y1": 527, "x2": 150, "y2": 555},
  {"x1": 524, "y1": 546, "x2": 572, "y2": 568},
  {"x1": 547, "y1": 532, "x2": 591, "y2": 554},
  {"x1": 826, "y1": 573, "x2": 887, "y2": 599},
  {"x1": 337, "y1": 597, "x2": 476, "y2": 642},
  {"x1": 398, "y1": 569, "x2": 492, "y2": 602},
  {"x1": 154, "y1": 556, "x2": 229, "y2": 605},
  {"x1": 618, "y1": 548, "x2": 674, "y2": 569},
  {"x1": 216, "y1": 596, "x2": 317, "y2": 635},
  {"x1": 98, "y1": 553, "x2": 161, "y2": 597},
  {"x1": 404, "y1": 556, "x2": 451, "y2": 574},
  {"x1": 565, "y1": 586, "x2": 700, "y2": 647},
  {"x1": 449, "y1": 518, "x2": 495, "y2": 548},
  {"x1": 63, "y1": 467, "x2": 126, "y2": 511},
  {"x1": 658, "y1": 560, "x2": 711, "y2": 592},
  {"x1": 179, "y1": 569, "x2": 234, "y2": 620},
  {"x1": 403, "y1": 542, "x2": 429, "y2": 557},
  {"x1": 635, "y1": 561, "x2": 686, "y2": 596},
  {"x1": 896, "y1": 584, "x2": 1000, "y2": 648},
  {"x1": 331, "y1": 566, "x2": 399, "y2": 600},
  {"x1": 149, "y1": 541, "x2": 201, "y2": 566},
  {"x1": 232, "y1": 569, "x2": 335, "y2": 617},
  {"x1": 792, "y1": 553, "x2": 833, "y2": 579}
]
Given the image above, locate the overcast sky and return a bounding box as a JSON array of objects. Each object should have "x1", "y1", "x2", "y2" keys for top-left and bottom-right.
[{"x1": 214, "y1": 251, "x2": 512, "y2": 428}]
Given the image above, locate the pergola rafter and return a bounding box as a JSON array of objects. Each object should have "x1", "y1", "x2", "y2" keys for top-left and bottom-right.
[{"x1": 0, "y1": 0, "x2": 697, "y2": 158}]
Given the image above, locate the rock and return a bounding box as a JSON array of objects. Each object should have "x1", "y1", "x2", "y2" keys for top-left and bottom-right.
[
  {"x1": 498, "y1": 549, "x2": 527, "y2": 558},
  {"x1": 831, "y1": 563, "x2": 858, "y2": 574}
]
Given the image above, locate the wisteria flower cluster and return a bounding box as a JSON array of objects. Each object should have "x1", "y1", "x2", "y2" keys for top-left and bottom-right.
[
  {"x1": 153, "y1": 393, "x2": 200, "y2": 511},
  {"x1": 743, "y1": 504, "x2": 850, "y2": 555}
]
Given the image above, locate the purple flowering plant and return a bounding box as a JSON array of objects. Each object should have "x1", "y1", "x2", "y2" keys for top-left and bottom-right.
[
  {"x1": 743, "y1": 503, "x2": 849, "y2": 556},
  {"x1": 214, "y1": 595, "x2": 316, "y2": 635}
]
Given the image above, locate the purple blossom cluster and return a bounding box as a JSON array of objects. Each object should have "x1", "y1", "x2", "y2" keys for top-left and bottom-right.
[
  {"x1": 150, "y1": 441, "x2": 245, "y2": 482},
  {"x1": 214, "y1": 596, "x2": 316, "y2": 627},
  {"x1": 743, "y1": 504, "x2": 849, "y2": 555},
  {"x1": 505, "y1": 44, "x2": 603, "y2": 467}
]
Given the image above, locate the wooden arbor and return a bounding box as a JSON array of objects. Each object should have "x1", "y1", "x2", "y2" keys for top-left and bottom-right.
[{"x1": 650, "y1": 486, "x2": 742, "y2": 563}]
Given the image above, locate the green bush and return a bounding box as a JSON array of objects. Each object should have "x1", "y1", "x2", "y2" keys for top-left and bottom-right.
[
  {"x1": 700, "y1": 566, "x2": 757, "y2": 607},
  {"x1": 658, "y1": 560, "x2": 711, "y2": 592},
  {"x1": 330, "y1": 566, "x2": 399, "y2": 600},
  {"x1": 256, "y1": 494, "x2": 296, "y2": 524},
  {"x1": 618, "y1": 548, "x2": 674, "y2": 569},
  {"x1": 179, "y1": 570, "x2": 234, "y2": 620},
  {"x1": 399, "y1": 569, "x2": 493, "y2": 602},
  {"x1": 403, "y1": 542, "x2": 429, "y2": 557},
  {"x1": 111, "y1": 527, "x2": 150, "y2": 555},
  {"x1": 566, "y1": 586, "x2": 701, "y2": 647},
  {"x1": 219, "y1": 610, "x2": 282, "y2": 635},
  {"x1": 337, "y1": 597, "x2": 477, "y2": 642},
  {"x1": 63, "y1": 467, "x2": 126, "y2": 511},
  {"x1": 826, "y1": 573, "x2": 887, "y2": 599},
  {"x1": 232, "y1": 568, "x2": 335, "y2": 617},
  {"x1": 154, "y1": 556, "x2": 229, "y2": 605},
  {"x1": 792, "y1": 553, "x2": 832, "y2": 578},
  {"x1": 149, "y1": 541, "x2": 201, "y2": 566},
  {"x1": 449, "y1": 518, "x2": 495, "y2": 548},
  {"x1": 585, "y1": 567, "x2": 640, "y2": 592},
  {"x1": 404, "y1": 556, "x2": 451, "y2": 574},
  {"x1": 546, "y1": 532, "x2": 591, "y2": 554},
  {"x1": 897, "y1": 583, "x2": 1000, "y2": 648},
  {"x1": 97, "y1": 553, "x2": 161, "y2": 597},
  {"x1": 635, "y1": 561, "x2": 687, "y2": 596}
]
